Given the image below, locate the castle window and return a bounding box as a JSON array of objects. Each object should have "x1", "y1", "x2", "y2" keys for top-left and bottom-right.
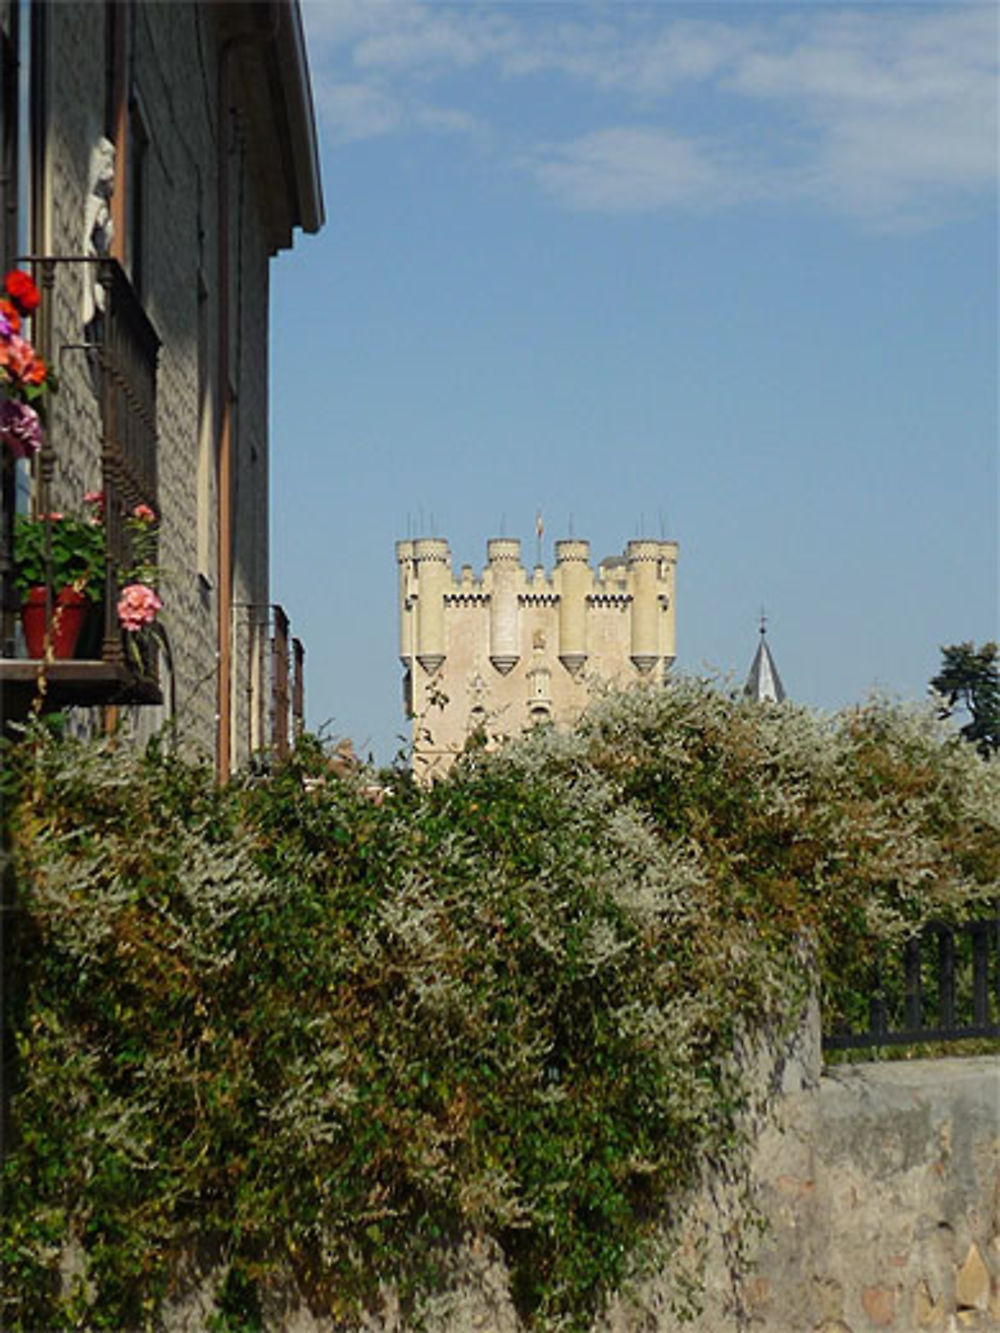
[{"x1": 530, "y1": 665, "x2": 551, "y2": 702}]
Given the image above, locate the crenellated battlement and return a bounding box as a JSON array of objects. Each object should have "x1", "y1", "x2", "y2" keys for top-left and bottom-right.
[
  {"x1": 398, "y1": 532, "x2": 679, "y2": 777},
  {"x1": 398, "y1": 536, "x2": 676, "y2": 600}
]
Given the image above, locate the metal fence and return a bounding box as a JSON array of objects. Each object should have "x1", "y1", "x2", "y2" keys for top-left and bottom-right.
[
  {"x1": 1, "y1": 255, "x2": 162, "y2": 710},
  {"x1": 823, "y1": 917, "x2": 1000, "y2": 1051}
]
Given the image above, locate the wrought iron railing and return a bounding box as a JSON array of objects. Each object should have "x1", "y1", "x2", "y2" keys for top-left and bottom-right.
[
  {"x1": 271, "y1": 604, "x2": 290, "y2": 760},
  {"x1": 92, "y1": 258, "x2": 159, "y2": 666},
  {"x1": 1, "y1": 255, "x2": 161, "y2": 709},
  {"x1": 823, "y1": 917, "x2": 1000, "y2": 1051},
  {"x1": 292, "y1": 636, "x2": 305, "y2": 742}
]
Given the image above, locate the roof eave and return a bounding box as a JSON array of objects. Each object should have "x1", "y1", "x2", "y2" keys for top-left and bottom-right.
[
  {"x1": 219, "y1": 2, "x2": 325, "y2": 251},
  {"x1": 275, "y1": 0, "x2": 324, "y2": 240}
]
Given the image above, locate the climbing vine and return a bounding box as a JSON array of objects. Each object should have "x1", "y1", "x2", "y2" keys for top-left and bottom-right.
[{"x1": 2, "y1": 682, "x2": 997, "y2": 1329}]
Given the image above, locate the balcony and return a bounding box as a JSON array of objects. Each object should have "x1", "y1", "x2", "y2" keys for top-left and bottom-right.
[
  {"x1": 269, "y1": 604, "x2": 305, "y2": 760},
  {"x1": 1, "y1": 257, "x2": 163, "y2": 720}
]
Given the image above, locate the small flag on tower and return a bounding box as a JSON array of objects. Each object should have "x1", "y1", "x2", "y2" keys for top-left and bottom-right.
[{"x1": 536, "y1": 511, "x2": 544, "y2": 539}]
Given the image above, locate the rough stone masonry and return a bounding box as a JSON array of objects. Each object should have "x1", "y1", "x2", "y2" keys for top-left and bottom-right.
[{"x1": 159, "y1": 1004, "x2": 999, "y2": 1331}]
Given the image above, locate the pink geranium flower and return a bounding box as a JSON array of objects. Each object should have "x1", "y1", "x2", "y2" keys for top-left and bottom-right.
[
  {"x1": 117, "y1": 582, "x2": 163, "y2": 632},
  {"x1": 0, "y1": 332, "x2": 46, "y2": 385},
  {"x1": 133, "y1": 503, "x2": 157, "y2": 523},
  {"x1": 0, "y1": 398, "x2": 43, "y2": 458}
]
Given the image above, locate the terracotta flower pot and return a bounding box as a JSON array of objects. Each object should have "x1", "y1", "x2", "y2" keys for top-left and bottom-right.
[
  {"x1": 21, "y1": 586, "x2": 91, "y2": 660},
  {"x1": 74, "y1": 601, "x2": 105, "y2": 660}
]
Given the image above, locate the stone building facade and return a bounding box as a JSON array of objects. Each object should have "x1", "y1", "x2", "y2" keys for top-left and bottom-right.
[
  {"x1": 397, "y1": 535, "x2": 678, "y2": 777},
  {"x1": 0, "y1": 1, "x2": 322, "y2": 774}
]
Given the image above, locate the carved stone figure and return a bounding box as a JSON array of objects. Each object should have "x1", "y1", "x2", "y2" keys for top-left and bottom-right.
[{"x1": 82, "y1": 136, "x2": 115, "y2": 327}]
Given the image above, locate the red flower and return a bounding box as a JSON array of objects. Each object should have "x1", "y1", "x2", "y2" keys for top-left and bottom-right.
[
  {"x1": 0, "y1": 298, "x2": 21, "y2": 335},
  {"x1": 4, "y1": 270, "x2": 41, "y2": 315},
  {"x1": 22, "y1": 352, "x2": 47, "y2": 386}
]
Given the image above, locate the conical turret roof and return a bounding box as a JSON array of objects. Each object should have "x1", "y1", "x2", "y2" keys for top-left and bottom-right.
[{"x1": 744, "y1": 618, "x2": 786, "y2": 703}]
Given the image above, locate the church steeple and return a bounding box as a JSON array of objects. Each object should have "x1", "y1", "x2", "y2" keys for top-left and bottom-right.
[{"x1": 744, "y1": 612, "x2": 786, "y2": 703}]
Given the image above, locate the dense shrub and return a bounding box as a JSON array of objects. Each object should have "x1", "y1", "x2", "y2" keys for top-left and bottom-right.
[{"x1": 2, "y1": 682, "x2": 997, "y2": 1329}]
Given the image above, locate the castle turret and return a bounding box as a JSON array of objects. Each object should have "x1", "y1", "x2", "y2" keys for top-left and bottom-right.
[
  {"x1": 487, "y1": 538, "x2": 522, "y2": 675},
  {"x1": 627, "y1": 539, "x2": 661, "y2": 673},
  {"x1": 556, "y1": 539, "x2": 591, "y2": 676},
  {"x1": 413, "y1": 537, "x2": 450, "y2": 674},
  {"x1": 396, "y1": 527, "x2": 679, "y2": 780},
  {"x1": 396, "y1": 539, "x2": 415, "y2": 667},
  {"x1": 659, "y1": 540, "x2": 678, "y2": 670}
]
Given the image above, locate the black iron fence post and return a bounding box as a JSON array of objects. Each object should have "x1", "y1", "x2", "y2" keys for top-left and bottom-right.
[{"x1": 823, "y1": 917, "x2": 1000, "y2": 1053}]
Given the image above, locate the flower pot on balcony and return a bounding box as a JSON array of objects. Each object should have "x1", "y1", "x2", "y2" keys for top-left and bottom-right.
[
  {"x1": 74, "y1": 601, "x2": 105, "y2": 660},
  {"x1": 21, "y1": 586, "x2": 90, "y2": 660}
]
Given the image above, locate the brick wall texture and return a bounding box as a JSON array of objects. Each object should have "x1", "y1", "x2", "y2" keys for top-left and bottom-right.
[
  {"x1": 40, "y1": 3, "x2": 279, "y2": 767},
  {"x1": 150, "y1": 1018, "x2": 1000, "y2": 1331}
]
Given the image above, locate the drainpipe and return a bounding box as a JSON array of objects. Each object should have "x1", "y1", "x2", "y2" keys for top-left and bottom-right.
[
  {"x1": 104, "y1": 0, "x2": 129, "y2": 738},
  {"x1": 108, "y1": 2, "x2": 129, "y2": 264},
  {"x1": 215, "y1": 5, "x2": 279, "y2": 782},
  {"x1": 216, "y1": 37, "x2": 235, "y2": 783}
]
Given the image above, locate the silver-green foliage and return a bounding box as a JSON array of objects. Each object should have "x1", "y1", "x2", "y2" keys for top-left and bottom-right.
[{"x1": 2, "y1": 680, "x2": 996, "y2": 1330}]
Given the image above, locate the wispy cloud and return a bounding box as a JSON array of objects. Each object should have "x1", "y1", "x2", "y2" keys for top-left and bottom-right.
[
  {"x1": 302, "y1": 1, "x2": 998, "y2": 229},
  {"x1": 351, "y1": 7, "x2": 515, "y2": 71},
  {"x1": 303, "y1": 0, "x2": 493, "y2": 144},
  {"x1": 315, "y1": 80, "x2": 402, "y2": 142},
  {"x1": 527, "y1": 127, "x2": 744, "y2": 214},
  {"x1": 500, "y1": 15, "x2": 761, "y2": 94},
  {"x1": 728, "y1": 8, "x2": 998, "y2": 224}
]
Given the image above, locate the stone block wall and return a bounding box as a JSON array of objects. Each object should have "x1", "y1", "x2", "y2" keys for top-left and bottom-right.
[
  {"x1": 45, "y1": 1, "x2": 106, "y2": 507},
  {"x1": 34, "y1": 3, "x2": 280, "y2": 766},
  {"x1": 156, "y1": 1007, "x2": 1000, "y2": 1332},
  {"x1": 126, "y1": 3, "x2": 222, "y2": 758},
  {"x1": 741, "y1": 1055, "x2": 1000, "y2": 1333},
  {"x1": 229, "y1": 176, "x2": 271, "y2": 762},
  {"x1": 397, "y1": 536, "x2": 679, "y2": 778}
]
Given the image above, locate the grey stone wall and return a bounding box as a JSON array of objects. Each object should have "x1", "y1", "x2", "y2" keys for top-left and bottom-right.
[
  {"x1": 741, "y1": 1055, "x2": 1000, "y2": 1333},
  {"x1": 37, "y1": 3, "x2": 278, "y2": 765},
  {"x1": 229, "y1": 171, "x2": 271, "y2": 763},
  {"x1": 128, "y1": 3, "x2": 221, "y2": 759},
  {"x1": 45, "y1": 1, "x2": 105, "y2": 506},
  {"x1": 155, "y1": 1012, "x2": 1000, "y2": 1332}
]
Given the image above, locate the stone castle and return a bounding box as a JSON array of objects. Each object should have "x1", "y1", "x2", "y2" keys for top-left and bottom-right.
[{"x1": 396, "y1": 535, "x2": 678, "y2": 776}]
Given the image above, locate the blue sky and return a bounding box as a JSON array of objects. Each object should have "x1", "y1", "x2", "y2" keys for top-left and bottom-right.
[{"x1": 270, "y1": 1, "x2": 997, "y2": 765}]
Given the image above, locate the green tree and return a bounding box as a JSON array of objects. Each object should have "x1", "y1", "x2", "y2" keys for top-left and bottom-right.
[{"x1": 931, "y1": 641, "x2": 1000, "y2": 757}]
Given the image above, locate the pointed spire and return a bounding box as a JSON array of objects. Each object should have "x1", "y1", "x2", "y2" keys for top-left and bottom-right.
[{"x1": 744, "y1": 611, "x2": 786, "y2": 703}]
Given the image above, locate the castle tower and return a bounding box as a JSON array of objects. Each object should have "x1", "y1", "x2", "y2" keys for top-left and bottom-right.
[
  {"x1": 658, "y1": 539, "x2": 678, "y2": 671},
  {"x1": 487, "y1": 538, "x2": 522, "y2": 676},
  {"x1": 627, "y1": 539, "x2": 662, "y2": 674},
  {"x1": 398, "y1": 531, "x2": 678, "y2": 778},
  {"x1": 412, "y1": 537, "x2": 450, "y2": 675},
  {"x1": 556, "y1": 539, "x2": 590, "y2": 677},
  {"x1": 396, "y1": 539, "x2": 415, "y2": 667}
]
